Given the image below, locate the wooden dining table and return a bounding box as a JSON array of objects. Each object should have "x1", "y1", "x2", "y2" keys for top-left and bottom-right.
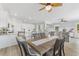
[{"x1": 26, "y1": 36, "x2": 58, "y2": 55}]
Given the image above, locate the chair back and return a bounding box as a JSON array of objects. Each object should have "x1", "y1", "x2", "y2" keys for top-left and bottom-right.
[
  {"x1": 16, "y1": 37, "x2": 30, "y2": 56},
  {"x1": 60, "y1": 39, "x2": 65, "y2": 56},
  {"x1": 16, "y1": 38, "x2": 23, "y2": 56},
  {"x1": 49, "y1": 31, "x2": 54, "y2": 36},
  {"x1": 20, "y1": 41, "x2": 30, "y2": 56},
  {"x1": 60, "y1": 39, "x2": 65, "y2": 49},
  {"x1": 53, "y1": 39, "x2": 62, "y2": 56}
]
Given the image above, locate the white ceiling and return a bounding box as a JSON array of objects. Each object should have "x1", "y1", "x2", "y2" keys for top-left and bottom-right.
[{"x1": 1, "y1": 3, "x2": 79, "y2": 24}]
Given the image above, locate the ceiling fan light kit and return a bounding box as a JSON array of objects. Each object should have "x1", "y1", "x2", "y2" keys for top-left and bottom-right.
[{"x1": 45, "y1": 5, "x2": 52, "y2": 11}]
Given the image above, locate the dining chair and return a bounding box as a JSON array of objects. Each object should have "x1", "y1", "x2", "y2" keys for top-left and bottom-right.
[
  {"x1": 53, "y1": 39, "x2": 62, "y2": 56},
  {"x1": 32, "y1": 33, "x2": 39, "y2": 40},
  {"x1": 45, "y1": 39, "x2": 61, "y2": 56},
  {"x1": 49, "y1": 31, "x2": 54, "y2": 36},
  {"x1": 16, "y1": 37, "x2": 40, "y2": 56},
  {"x1": 41, "y1": 33, "x2": 46, "y2": 39},
  {"x1": 60, "y1": 39, "x2": 65, "y2": 56},
  {"x1": 46, "y1": 39, "x2": 65, "y2": 56},
  {"x1": 16, "y1": 38, "x2": 23, "y2": 56},
  {"x1": 21, "y1": 41, "x2": 40, "y2": 56}
]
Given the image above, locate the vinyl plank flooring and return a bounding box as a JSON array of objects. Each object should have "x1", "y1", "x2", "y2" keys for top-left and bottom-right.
[
  {"x1": 0, "y1": 45, "x2": 20, "y2": 56},
  {"x1": 0, "y1": 42, "x2": 79, "y2": 56}
]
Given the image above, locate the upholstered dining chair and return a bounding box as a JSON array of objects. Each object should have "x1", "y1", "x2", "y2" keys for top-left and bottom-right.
[
  {"x1": 60, "y1": 39, "x2": 65, "y2": 56},
  {"x1": 53, "y1": 39, "x2": 62, "y2": 56},
  {"x1": 46, "y1": 39, "x2": 65, "y2": 56},
  {"x1": 16, "y1": 37, "x2": 40, "y2": 56},
  {"x1": 20, "y1": 41, "x2": 40, "y2": 56},
  {"x1": 16, "y1": 38, "x2": 23, "y2": 56}
]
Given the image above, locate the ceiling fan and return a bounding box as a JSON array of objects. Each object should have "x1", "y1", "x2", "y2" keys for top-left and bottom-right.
[{"x1": 39, "y1": 3, "x2": 63, "y2": 12}]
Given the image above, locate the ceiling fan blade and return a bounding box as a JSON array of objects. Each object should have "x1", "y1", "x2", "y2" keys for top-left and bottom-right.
[
  {"x1": 39, "y1": 7, "x2": 45, "y2": 11},
  {"x1": 51, "y1": 3, "x2": 63, "y2": 7},
  {"x1": 40, "y1": 3, "x2": 47, "y2": 5}
]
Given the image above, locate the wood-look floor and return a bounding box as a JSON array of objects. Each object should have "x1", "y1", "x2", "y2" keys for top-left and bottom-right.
[
  {"x1": 0, "y1": 42, "x2": 79, "y2": 56},
  {"x1": 0, "y1": 45, "x2": 20, "y2": 56}
]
